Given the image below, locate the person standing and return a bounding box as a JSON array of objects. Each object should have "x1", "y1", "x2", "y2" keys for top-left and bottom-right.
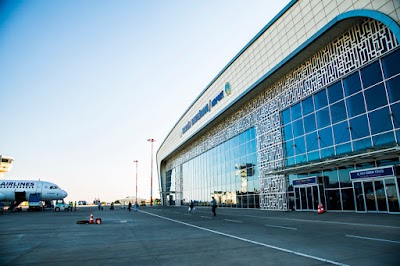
[
  {"x1": 211, "y1": 197, "x2": 217, "y2": 216},
  {"x1": 74, "y1": 201, "x2": 77, "y2": 211},
  {"x1": 128, "y1": 202, "x2": 132, "y2": 212},
  {"x1": 98, "y1": 200, "x2": 101, "y2": 210}
]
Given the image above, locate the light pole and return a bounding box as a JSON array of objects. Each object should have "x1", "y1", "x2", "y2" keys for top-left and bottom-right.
[
  {"x1": 133, "y1": 160, "x2": 138, "y2": 204},
  {"x1": 147, "y1": 138, "x2": 156, "y2": 206}
]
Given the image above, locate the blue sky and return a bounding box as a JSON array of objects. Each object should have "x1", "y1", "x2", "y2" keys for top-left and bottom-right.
[{"x1": 0, "y1": 0, "x2": 290, "y2": 202}]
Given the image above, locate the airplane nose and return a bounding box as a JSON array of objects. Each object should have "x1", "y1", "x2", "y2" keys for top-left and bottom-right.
[{"x1": 61, "y1": 190, "x2": 68, "y2": 198}]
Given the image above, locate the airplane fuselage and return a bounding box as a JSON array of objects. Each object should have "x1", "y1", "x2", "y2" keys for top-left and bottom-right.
[{"x1": 0, "y1": 180, "x2": 68, "y2": 201}]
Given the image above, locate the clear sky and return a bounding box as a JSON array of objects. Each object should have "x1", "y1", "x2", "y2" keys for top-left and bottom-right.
[{"x1": 0, "y1": 0, "x2": 290, "y2": 203}]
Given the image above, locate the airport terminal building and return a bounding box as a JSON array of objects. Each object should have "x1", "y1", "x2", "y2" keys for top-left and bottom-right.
[{"x1": 157, "y1": 0, "x2": 400, "y2": 213}]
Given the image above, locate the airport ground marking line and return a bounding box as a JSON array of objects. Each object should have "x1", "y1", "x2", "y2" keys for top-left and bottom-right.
[
  {"x1": 201, "y1": 216, "x2": 211, "y2": 219},
  {"x1": 141, "y1": 210, "x2": 348, "y2": 266},
  {"x1": 229, "y1": 214, "x2": 400, "y2": 229},
  {"x1": 224, "y1": 219, "x2": 243, "y2": 223},
  {"x1": 346, "y1": 235, "x2": 400, "y2": 244},
  {"x1": 265, "y1": 224, "x2": 297, "y2": 230}
]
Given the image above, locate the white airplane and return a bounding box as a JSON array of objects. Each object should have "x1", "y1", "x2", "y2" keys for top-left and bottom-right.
[{"x1": 0, "y1": 180, "x2": 68, "y2": 210}]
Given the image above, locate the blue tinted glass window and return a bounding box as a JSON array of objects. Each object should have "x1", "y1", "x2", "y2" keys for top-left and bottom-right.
[
  {"x1": 386, "y1": 75, "x2": 400, "y2": 103},
  {"x1": 361, "y1": 61, "x2": 383, "y2": 88},
  {"x1": 373, "y1": 132, "x2": 395, "y2": 147},
  {"x1": 353, "y1": 138, "x2": 372, "y2": 151},
  {"x1": 294, "y1": 137, "x2": 306, "y2": 154},
  {"x1": 303, "y1": 113, "x2": 316, "y2": 133},
  {"x1": 307, "y1": 151, "x2": 320, "y2": 161},
  {"x1": 350, "y1": 114, "x2": 370, "y2": 139},
  {"x1": 343, "y1": 72, "x2": 362, "y2": 96},
  {"x1": 392, "y1": 102, "x2": 400, "y2": 128},
  {"x1": 369, "y1": 107, "x2": 392, "y2": 134},
  {"x1": 317, "y1": 107, "x2": 331, "y2": 128},
  {"x1": 330, "y1": 100, "x2": 347, "y2": 124},
  {"x1": 346, "y1": 92, "x2": 366, "y2": 117},
  {"x1": 333, "y1": 121, "x2": 350, "y2": 144},
  {"x1": 321, "y1": 148, "x2": 334, "y2": 158},
  {"x1": 336, "y1": 143, "x2": 352, "y2": 155},
  {"x1": 285, "y1": 140, "x2": 294, "y2": 157},
  {"x1": 292, "y1": 119, "x2": 304, "y2": 138},
  {"x1": 283, "y1": 124, "x2": 293, "y2": 140},
  {"x1": 327, "y1": 82, "x2": 344, "y2": 104},
  {"x1": 291, "y1": 104, "x2": 302, "y2": 120},
  {"x1": 364, "y1": 84, "x2": 388, "y2": 111},
  {"x1": 306, "y1": 132, "x2": 318, "y2": 151},
  {"x1": 302, "y1": 96, "x2": 314, "y2": 115},
  {"x1": 319, "y1": 127, "x2": 333, "y2": 148},
  {"x1": 282, "y1": 109, "x2": 291, "y2": 125},
  {"x1": 314, "y1": 89, "x2": 328, "y2": 110},
  {"x1": 382, "y1": 49, "x2": 400, "y2": 78}
]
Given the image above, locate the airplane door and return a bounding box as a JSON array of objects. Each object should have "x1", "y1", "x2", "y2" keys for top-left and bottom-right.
[{"x1": 36, "y1": 182, "x2": 42, "y2": 194}]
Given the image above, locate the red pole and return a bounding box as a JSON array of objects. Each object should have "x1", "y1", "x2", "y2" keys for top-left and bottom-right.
[
  {"x1": 133, "y1": 160, "x2": 138, "y2": 204},
  {"x1": 147, "y1": 138, "x2": 156, "y2": 206}
]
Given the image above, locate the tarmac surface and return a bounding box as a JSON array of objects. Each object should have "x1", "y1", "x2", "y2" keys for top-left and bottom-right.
[{"x1": 0, "y1": 205, "x2": 399, "y2": 266}]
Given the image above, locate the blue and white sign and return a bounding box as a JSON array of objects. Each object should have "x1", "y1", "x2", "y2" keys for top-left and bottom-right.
[
  {"x1": 293, "y1": 176, "x2": 317, "y2": 186},
  {"x1": 349, "y1": 166, "x2": 395, "y2": 180},
  {"x1": 181, "y1": 83, "x2": 232, "y2": 136}
]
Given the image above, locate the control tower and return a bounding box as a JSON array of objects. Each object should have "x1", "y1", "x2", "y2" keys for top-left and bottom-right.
[{"x1": 0, "y1": 155, "x2": 15, "y2": 178}]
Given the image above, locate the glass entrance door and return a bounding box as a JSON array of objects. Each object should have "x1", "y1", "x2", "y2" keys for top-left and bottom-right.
[
  {"x1": 294, "y1": 185, "x2": 320, "y2": 211},
  {"x1": 353, "y1": 178, "x2": 400, "y2": 213}
]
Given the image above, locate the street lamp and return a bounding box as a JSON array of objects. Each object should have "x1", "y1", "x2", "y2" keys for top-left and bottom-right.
[
  {"x1": 133, "y1": 160, "x2": 138, "y2": 204},
  {"x1": 147, "y1": 138, "x2": 156, "y2": 206}
]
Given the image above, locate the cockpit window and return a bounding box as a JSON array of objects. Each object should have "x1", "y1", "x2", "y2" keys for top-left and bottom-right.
[{"x1": 50, "y1": 186, "x2": 58, "y2": 189}]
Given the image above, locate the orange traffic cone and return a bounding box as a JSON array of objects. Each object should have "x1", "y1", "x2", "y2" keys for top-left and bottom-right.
[
  {"x1": 89, "y1": 213, "x2": 94, "y2": 224},
  {"x1": 318, "y1": 203, "x2": 325, "y2": 214}
]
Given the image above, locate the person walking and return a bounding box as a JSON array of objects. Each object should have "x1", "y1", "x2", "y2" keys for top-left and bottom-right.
[
  {"x1": 128, "y1": 202, "x2": 132, "y2": 212},
  {"x1": 74, "y1": 201, "x2": 77, "y2": 211},
  {"x1": 211, "y1": 197, "x2": 217, "y2": 216},
  {"x1": 98, "y1": 200, "x2": 101, "y2": 210},
  {"x1": 189, "y1": 200, "x2": 195, "y2": 212}
]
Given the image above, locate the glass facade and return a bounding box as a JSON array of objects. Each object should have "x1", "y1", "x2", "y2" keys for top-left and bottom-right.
[
  {"x1": 282, "y1": 49, "x2": 400, "y2": 167},
  {"x1": 160, "y1": 19, "x2": 400, "y2": 214},
  {"x1": 181, "y1": 127, "x2": 258, "y2": 208}
]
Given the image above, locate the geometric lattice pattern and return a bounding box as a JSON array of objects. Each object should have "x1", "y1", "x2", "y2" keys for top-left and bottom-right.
[{"x1": 165, "y1": 19, "x2": 399, "y2": 210}]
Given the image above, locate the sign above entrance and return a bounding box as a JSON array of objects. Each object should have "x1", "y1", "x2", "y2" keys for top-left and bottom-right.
[
  {"x1": 293, "y1": 176, "x2": 317, "y2": 186},
  {"x1": 349, "y1": 166, "x2": 395, "y2": 180}
]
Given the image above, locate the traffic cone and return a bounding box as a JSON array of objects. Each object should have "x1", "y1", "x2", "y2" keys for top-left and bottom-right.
[
  {"x1": 318, "y1": 203, "x2": 325, "y2": 214},
  {"x1": 89, "y1": 213, "x2": 94, "y2": 224}
]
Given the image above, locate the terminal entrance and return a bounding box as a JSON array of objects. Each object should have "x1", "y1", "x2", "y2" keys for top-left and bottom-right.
[
  {"x1": 353, "y1": 178, "x2": 400, "y2": 213},
  {"x1": 294, "y1": 185, "x2": 320, "y2": 211},
  {"x1": 293, "y1": 176, "x2": 323, "y2": 211}
]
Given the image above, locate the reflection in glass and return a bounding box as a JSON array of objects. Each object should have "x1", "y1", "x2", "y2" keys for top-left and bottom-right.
[
  {"x1": 354, "y1": 182, "x2": 365, "y2": 212},
  {"x1": 374, "y1": 180, "x2": 387, "y2": 212},
  {"x1": 326, "y1": 190, "x2": 341, "y2": 210},
  {"x1": 341, "y1": 188, "x2": 355, "y2": 210},
  {"x1": 338, "y1": 166, "x2": 353, "y2": 188},
  {"x1": 363, "y1": 181, "x2": 377, "y2": 211},
  {"x1": 385, "y1": 178, "x2": 400, "y2": 212}
]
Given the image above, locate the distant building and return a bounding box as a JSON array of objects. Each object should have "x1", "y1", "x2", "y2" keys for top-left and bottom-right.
[
  {"x1": 0, "y1": 155, "x2": 15, "y2": 178},
  {"x1": 157, "y1": 0, "x2": 400, "y2": 214}
]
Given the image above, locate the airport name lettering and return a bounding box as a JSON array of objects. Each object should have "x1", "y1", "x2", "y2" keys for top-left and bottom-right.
[
  {"x1": 182, "y1": 90, "x2": 225, "y2": 135},
  {"x1": 0, "y1": 181, "x2": 35, "y2": 189}
]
